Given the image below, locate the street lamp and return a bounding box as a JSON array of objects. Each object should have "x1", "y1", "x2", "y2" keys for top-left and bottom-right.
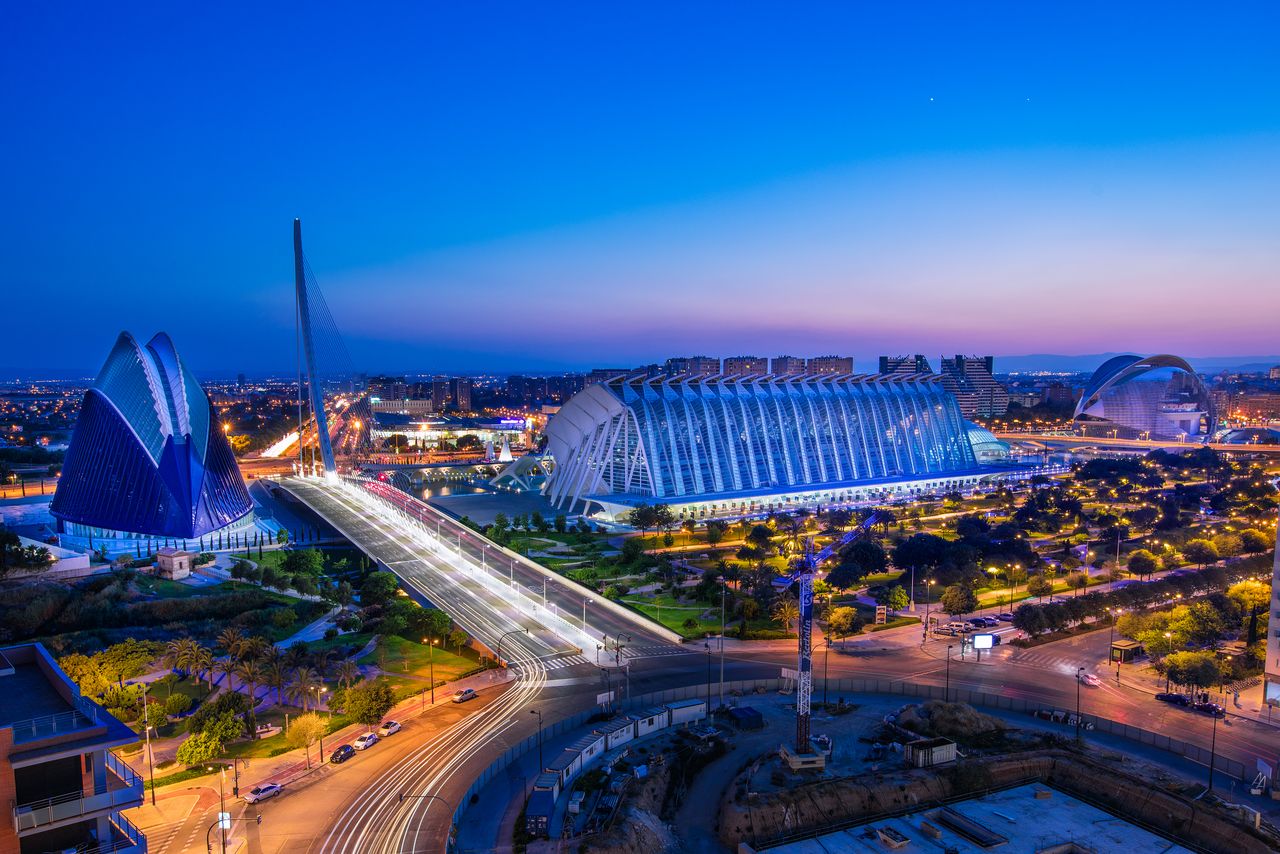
[
  {"x1": 583, "y1": 597, "x2": 593, "y2": 628},
  {"x1": 529, "y1": 709, "x2": 544, "y2": 771},
  {"x1": 921, "y1": 579, "x2": 936, "y2": 645},
  {"x1": 1075, "y1": 667, "x2": 1084, "y2": 743},
  {"x1": 1163, "y1": 632, "x2": 1173, "y2": 692},
  {"x1": 945, "y1": 644, "x2": 954, "y2": 702},
  {"x1": 496, "y1": 628, "x2": 530, "y2": 669},
  {"x1": 703, "y1": 642, "x2": 713, "y2": 705}
]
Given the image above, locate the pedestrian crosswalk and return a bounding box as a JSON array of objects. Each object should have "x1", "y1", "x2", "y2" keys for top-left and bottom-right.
[
  {"x1": 517, "y1": 643, "x2": 697, "y2": 675},
  {"x1": 1004, "y1": 647, "x2": 1099, "y2": 676}
]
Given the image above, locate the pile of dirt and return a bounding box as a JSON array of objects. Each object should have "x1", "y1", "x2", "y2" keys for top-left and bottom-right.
[
  {"x1": 574, "y1": 761, "x2": 679, "y2": 854},
  {"x1": 894, "y1": 700, "x2": 1007, "y2": 739}
]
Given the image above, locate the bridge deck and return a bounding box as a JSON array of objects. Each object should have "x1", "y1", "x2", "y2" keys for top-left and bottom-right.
[{"x1": 279, "y1": 477, "x2": 574, "y2": 660}]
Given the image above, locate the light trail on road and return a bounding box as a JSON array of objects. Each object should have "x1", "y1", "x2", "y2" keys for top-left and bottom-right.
[{"x1": 319, "y1": 646, "x2": 548, "y2": 854}]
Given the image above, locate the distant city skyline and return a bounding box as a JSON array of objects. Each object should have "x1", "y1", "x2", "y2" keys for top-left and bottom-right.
[{"x1": 4, "y1": 5, "x2": 1279, "y2": 373}]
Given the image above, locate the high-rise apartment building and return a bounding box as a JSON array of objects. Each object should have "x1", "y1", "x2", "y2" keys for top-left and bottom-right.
[
  {"x1": 722, "y1": 356, "x2": 768, "y2": 375},
  {"x1": 939, "y1": 355, "x2": 1010, "y2": 418},
  {"x1": 878, "y1": 355, "x2": 933, "y2": 376},
  {"x1": 368, "y1": 375, "x2": 408, "y2": 400},
  {"x1": 1, "y1": 643, "x2": 146, "y2": 854},
  {"x1": 806, "y1": 355, "x2": 854, "y2": 375},
  {"x1": 664, "y1": 356, "x2": 721, "y2": 377},
  {"x1": 770, "y1": 356, "x2": 805, "y2": 375},
  {"x1": 450, "y1": 377, "x2": 473, "y2": 412}
]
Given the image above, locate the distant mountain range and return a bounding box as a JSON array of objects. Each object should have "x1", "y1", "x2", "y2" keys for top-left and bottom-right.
[{"x1": 993, "y1": 353, "x2": 1280, "y2": 375}]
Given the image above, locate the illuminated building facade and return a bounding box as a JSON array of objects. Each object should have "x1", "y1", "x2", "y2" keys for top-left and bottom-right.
[
  {"x1": 51, "y1": 332, "x2": 253, "y2": 545},
  {"x1": 545, "y1": 374, "x2": 1023, "y2": 521},
  {"x1": 1074, "y1": 354, "x2": 1215, "y2": 441}
]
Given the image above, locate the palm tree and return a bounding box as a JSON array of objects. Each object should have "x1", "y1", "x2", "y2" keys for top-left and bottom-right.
[
  {"x1": 239, "y1": 635, "x2": 268, "y2": 664},
  {"x1": 283, "y1": 644, "x2": 309, "y2": 671},
  {"x1": 288, "y1": 667, "x2": 322, "y2": 711},
  {"x1": 264, "y1": 661, "x2": 288, "y2": 708},
  {"x1": 772, "y1": 596, "x2": 799, "y2": 633},
  {"x1": 235, "y1": 660, "x2": 265, "y2": 738},
  {"x1": 217, "y1": 626, "x2": 247, "y2": 661},
  {"x1": 335, "y1": 659, "x2": 361, "y2": 693},
  {"x1": 190, "y1": 645, "x2": 215, "y2": 692},
  {"x1": 216, "y1": 657, "x2": 237, "y2": 694}
]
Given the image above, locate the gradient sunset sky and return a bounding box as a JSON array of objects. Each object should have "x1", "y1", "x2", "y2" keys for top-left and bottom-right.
[{"x1": 3, "y1": 3, "x2": 1279, "y2": 375}]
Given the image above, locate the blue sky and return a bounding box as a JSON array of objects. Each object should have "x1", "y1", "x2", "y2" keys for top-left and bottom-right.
[{"x1": 3, "y1": 3, "x2": 1279, "y2": 376}]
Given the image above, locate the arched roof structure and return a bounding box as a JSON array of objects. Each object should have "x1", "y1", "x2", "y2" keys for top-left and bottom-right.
[
  {"x1": 1074, "y1": 354, "x2": 1214, "y2": 439},
  {"x1": 51, "y1": 331, "x2": 252, "y2": 538}
]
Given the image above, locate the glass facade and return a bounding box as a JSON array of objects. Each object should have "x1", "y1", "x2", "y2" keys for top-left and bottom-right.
[
  {"x1": 546, "y1": 374, "x2": 981, "y2": 512},
  {"x1": 51, "y1": 332, "x2": 252, "y2": 539}
]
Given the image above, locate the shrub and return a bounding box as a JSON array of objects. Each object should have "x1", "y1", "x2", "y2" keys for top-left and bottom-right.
[
  {"x1": 271, "y1": 607, "x2": 298, "y2": 629},
  {"x1": 164, "y1": 693, "x2": 193, "y2": 717},
  {"x1": 323, "y1": 627, "x2": 339, "y2": 641}
]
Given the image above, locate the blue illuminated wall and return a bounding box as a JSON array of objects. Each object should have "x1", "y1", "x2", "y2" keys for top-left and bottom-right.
[{"x1": 51, "y1": 332, "x2": 252, "y2": 538}]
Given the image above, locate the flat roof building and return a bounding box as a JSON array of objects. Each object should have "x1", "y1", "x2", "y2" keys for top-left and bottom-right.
[{"x1": 0, "y1": 643, "x2": 145, "y2": 854}]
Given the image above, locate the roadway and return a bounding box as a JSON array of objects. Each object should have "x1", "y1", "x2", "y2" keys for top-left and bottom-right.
[
  {"x1": 997, "y1": 432, "x2": 1280, "y2": 456},
  {"x1": 275, "y1": 476, "x2": 673, "y2": 659},
  {"x1": 169, "y1": 616, "x2": 1279, "y2": 854}
]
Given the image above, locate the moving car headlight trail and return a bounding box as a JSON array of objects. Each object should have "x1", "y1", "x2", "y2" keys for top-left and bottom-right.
[{"x1": 323, "y1": 649, "x2": 548, "y2": 853}]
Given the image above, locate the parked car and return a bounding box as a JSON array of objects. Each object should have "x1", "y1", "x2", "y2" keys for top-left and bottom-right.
[
  {"x1": 243, "y1": 783, "x2": 282, "y2": 804},
  {"x1": 377, "y1": 720, "x2": 401, "y2": 737},
  {"x1": 330, "y1": 745, "x2": 356, "y2": 764},
  {"x1": 353, "y1": 732, "x2": 380, "y2": 751},
  {"x1": 451, "y1": 688, "x2": 477, "y2": 704},
  {"x1": 995, "y1": 613, "x2": 1015, "y2": 623},
  {"x1": 1078, "y1": 673, "x2": 1102, "y2": 687},
  {"x1": 980, "y1": 617, "x2": 999, "y2": 627},
  {"x1": 1193, "y1": 702, "x2": 1226, "y2": 718},
  {"x1": 1156, "y1": 692, "x2": 1192, "y2": 706}
]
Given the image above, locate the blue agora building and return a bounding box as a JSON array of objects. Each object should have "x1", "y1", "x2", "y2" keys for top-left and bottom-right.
[{"x1": 51, "y1": 331, "x2": 253, "y2": 545}]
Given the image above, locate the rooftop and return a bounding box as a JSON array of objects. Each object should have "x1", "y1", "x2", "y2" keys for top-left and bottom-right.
[
  {"x1": 762, "y1": 784, "x2": 1194, "y2": 854},
  {"x1": 0, "y1": 651, "x2": 74, "y2": 727}
]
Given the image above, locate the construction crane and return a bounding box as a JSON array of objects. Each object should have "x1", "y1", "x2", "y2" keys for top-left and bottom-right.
[{"x1": 783, "y1": 511, "x2": 882, "y2": 754}]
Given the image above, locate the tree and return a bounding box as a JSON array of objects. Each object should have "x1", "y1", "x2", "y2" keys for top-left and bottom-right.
[
  {"x1": 746, "y1": 525, "x2": 775, "y2": 555},
  {"x1": 1228, "y1": 579, "x2": 1271, "y2": 647},
  {"x1": 288, "y1": 667, "x2": 323, "y2": 711},
  {"x1": 234, "y1": 659, "x2": 265, "y2": 737},
  {"x1": 1012, "y1": 603, "x2": 1049, "y2": 637},
  {"x1": 771, "y1": 596, "x2": 799, "y2": 631},
  {"x1": 939, "y1": 584, "x2": 978, "y2": 617},
  {"x1": 826, "y1": 606, "x2": 864, "y2": 639},
  {"x1": 705, "y1": 521, "x2": 726, "y2": 546},
  {"x1": 554, "y1": 514, "x2": 568, "y2": 534},
  {"x1": 281, "y1": 549, "x2": 324, "y2": 576},
  {"x1": 874, "y1": 584, "x2": 910, "y2": 614},
  {"x1": 1163, "y1": 650, "x2": 1221, "y2": 691},
  {"x1": 360, "y1": 571, "x2": 399, "y2": 607},
  {"x1": 217, "y1": 627, "x2": 247, "y2": 660},
  {"x1": 448, "y1": 628, "x2": 469, "y2": 652},
  {"x1": 843, "y1": 539, "x2": 887, "y2": 577},
  {"x1": 1065, "y1": 571, "x2": 1090, "y2": 596},
  {"x1": 175, "y1": 731, "x2": 223, "y2": 766},
  {"x1": 1127, "y1": 549, "x2": 1159, "y2": 579},
  {"x1": 1182, "y1": 539, "x2": 1219, "y2": 570},
  {"x1": 286, "y1": 712, "x2": 327, "y2": 768},
  {"x1": 627, "y1": 504, "x2": 658, "y2": 536},
  {"x1": 620, "y1": 538, "x2": 646, "y2": 564},
  {"x1": 164, "y1": 693, "x2": 193, "y2": 718},
  {"x1": 344, "y1": 679, "x2": 396, "y2": 729},
  {"x1": 335, "y1": 659, "x2": 361, "y2": 693},
  {"x1": 1238, "y1": 529, "x2": 1272, "y2": 554},
  {"x1": 1026, "y1": 574, "x2": 1053, "y2": 601}
]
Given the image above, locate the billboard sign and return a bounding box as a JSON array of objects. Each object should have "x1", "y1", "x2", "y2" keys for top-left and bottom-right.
[{"x1": 972, "y1": 633, "x2": 995, "y2": 650}]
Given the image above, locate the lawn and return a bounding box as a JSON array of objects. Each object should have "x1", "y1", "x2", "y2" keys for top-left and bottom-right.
[
  {"x1": 359, "y1": 635, "x2": 484, "y2": 687},
  {"x1": 620, "y1": 595, "x2": 725, "y2": 639}
]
